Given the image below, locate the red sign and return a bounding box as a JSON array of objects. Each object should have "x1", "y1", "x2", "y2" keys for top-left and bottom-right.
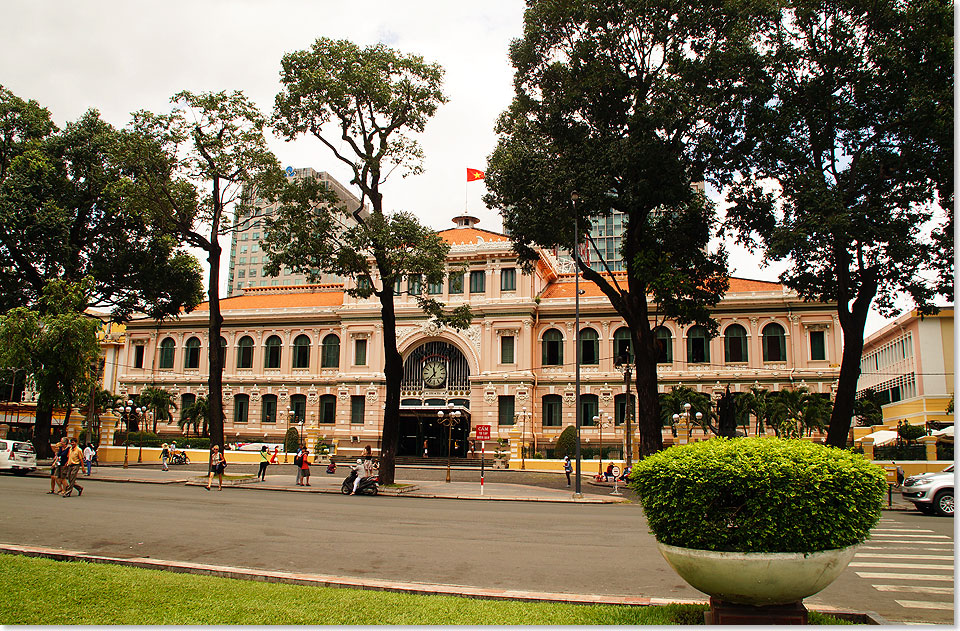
[{"x1": 475, "y1": 425, "x2": 491, "y2": 440}]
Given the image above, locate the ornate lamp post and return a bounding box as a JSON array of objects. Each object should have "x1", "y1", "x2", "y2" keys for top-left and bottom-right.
[
  {"x1": 515, "y1": 407, "x2": 532, "y2": 470},
  {"x1": 114, "y1": 400, "x2": 135, "y2": 469},
  {"x1": 672, "y1": 402, "x2": 702, "y2": 443},
  {"x1": 614, "y1": 354, "x2": 634, "y2": 467},
  {"x1": 437, "y1": 403, "x2": 462, "y2": 483},
  {"x1": 592, "y1": 411, "x2": 612, "y2": 476},
  {"x1": 136, "y1": 404, "x2": 146, "y2": 463}
]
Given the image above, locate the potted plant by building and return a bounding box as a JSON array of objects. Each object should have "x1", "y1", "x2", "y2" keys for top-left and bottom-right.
[
  {"x1": 494, "y1": 438, "x2": 509, "y2": 469},
  {"x1": 630, "y1": 437, "x2": 885, "y2": 624}
]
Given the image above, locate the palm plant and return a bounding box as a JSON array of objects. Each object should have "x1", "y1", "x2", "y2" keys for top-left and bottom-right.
[
  {"x1": 659, "y1": 386, "x2": 712, "y2": 436},
  {"x1": 179, "y1": 396, "x2": 210, "y2": 437},
  {"x1": 743, "y1": 386, "x2": 774, "y2": 436},
  {"x1": 137, "y1": 386, "x2": 177, "y2": 433}
]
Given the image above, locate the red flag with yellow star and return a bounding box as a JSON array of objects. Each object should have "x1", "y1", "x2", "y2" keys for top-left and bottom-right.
[{"x1": 466, "y1": 168, "x2": 485, "y2": 181}]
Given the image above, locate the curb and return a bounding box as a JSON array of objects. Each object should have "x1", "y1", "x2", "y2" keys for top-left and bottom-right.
[{"x1": 0, "y1": 544, "x2": 888, "y2": 623}]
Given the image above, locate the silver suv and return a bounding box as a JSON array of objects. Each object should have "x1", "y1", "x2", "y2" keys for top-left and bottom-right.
[{"x1": 902, "y1": 464, "x2": 954, "y2": 517}]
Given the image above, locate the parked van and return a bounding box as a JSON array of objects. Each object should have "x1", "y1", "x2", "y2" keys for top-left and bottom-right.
[{"x1": 0, "y1": 440, "x2": 37, "y2": 475}]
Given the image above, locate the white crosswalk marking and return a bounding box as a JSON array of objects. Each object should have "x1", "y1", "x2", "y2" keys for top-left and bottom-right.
[
  {"x1": 895, "y1": 600, "x2": 954, "y2": 611},
  {"x1": 856, "y1": 553, "x2": 953, "y2": 560},
  {"x1": 856, "y1": 572, "x2": 953, "y2": 581},
  {"x1": 873, "y1": 585, "x2": 954, "y2": 595},
  {"x1": 859, "y1": 545, "x2": 954, "y2": 550},
  {"x1": 851, "y1": 562, "x2": 953, "y2": 570},
  {"x1": 872, "y1": 529, "x2": 936, "y2": 533},
  {"x1": 869, "y1": 533, "x2": 950, "y2": 539}
]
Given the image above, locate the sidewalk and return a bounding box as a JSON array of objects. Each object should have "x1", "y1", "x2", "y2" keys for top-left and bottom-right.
[{"x1": 50, "y1": 464, "x2": 630, "y2": 504}]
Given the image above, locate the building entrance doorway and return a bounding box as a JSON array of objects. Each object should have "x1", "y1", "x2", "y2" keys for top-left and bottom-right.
[{"x1": 397, "y1": 405, "x2": 470, "y2": 458}]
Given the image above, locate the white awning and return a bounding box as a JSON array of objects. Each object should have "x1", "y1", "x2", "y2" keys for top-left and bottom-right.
[
  {"x1": 933, "y1": 425, "x2": 954, "y2": 438},
  {"x1": 855, "y1": 430, "x2": 899, "y2": 446}
]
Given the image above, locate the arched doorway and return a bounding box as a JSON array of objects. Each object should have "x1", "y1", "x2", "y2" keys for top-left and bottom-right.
[{"x1": 398, "y1": 341, "x2": 471, "y2": 457}]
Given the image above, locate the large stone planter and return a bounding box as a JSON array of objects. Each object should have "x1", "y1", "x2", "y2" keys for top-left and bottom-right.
[{"x1": 657, "y1": 542, "x2": 858, "y2": 606}]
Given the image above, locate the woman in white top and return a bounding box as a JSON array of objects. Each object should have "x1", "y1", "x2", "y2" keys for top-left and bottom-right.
[
  {"x1": 82, "y1": 444, "x2": 95, "y2": 476},
  {"x1": 206, "y1": 445, "x2": 226, "y2": 491}
]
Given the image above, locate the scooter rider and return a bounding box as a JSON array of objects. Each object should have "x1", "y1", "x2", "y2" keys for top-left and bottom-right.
[{"x1": 350, "y1": 458, "x2": 365, "y2": 495}]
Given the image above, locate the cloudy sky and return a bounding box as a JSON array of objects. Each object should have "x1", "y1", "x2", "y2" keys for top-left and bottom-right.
[{"x1": 2, "y1": 0, "x2": 903, "y2": 334}]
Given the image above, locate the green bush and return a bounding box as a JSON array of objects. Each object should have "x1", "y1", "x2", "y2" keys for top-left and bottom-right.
[
  {"x1": 284, "y1": 428, "x2": 300, "y2": 453},
  {"x1": 114, "y1": 431, "x2": 162, "y2": 447},
  {"x1": 897, "y1": 423, "x2": 926, "y2": 442},
  {"x1": 554, "y1": 426, "x2": 577, "y2": 459},
  {"x1": 629, "y1": 437, "x2": 885, "y2": 553},
  {"x1": 182, "y1": 437, "x2": 210, "y2": 449}
]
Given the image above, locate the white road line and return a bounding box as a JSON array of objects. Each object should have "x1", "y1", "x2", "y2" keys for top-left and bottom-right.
[
  {"x1": 856, "y1": 553, "x2": 955, "y2": 560},
  {"x1": 856, "y1": 572, "x2": 954, "y2": 581},
  {"x1": 850, "y1": 562, "x2": 954, "y2": 570},
  {"x1": 859, "y1": 545, "x2": 954, "y2": 550},
  {"x1": 872, "y1": 529, "x2": 935, "y2": 533},
  {"x1": 895, "y1": 600, "x2": 955, "y2": 611},
  {"x1": 869, "y1": 534, "x2": 951, "y2": 539},
  {"x1": 873, "y1": 585, "x2": 955, "y2": 595}
]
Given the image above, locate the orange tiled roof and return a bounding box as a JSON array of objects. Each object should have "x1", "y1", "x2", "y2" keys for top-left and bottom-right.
[
  {"x1": 193, "y1": 288, "x2": 344, "y2": 312},
  {"x1": 438, "y1": 227, "x2": 511, "y2": 245},
  {"x1": 540, "y1": 276, "x2": 782, "y2": 300}
]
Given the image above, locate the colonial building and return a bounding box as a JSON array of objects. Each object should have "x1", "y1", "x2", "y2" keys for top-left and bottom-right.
[{"x1": 115, "y1": 217, "x2": 842, "y2": 459}]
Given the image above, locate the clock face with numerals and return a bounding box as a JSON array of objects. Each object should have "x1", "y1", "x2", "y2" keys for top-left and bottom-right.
[{"x1": 422, "y1": 360, "x2": 447, "y2": 388}]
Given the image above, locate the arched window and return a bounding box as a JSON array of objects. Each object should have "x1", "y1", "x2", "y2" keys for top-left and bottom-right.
[
  {"x1": 158, "y1": 337, "x2": 176, "y2": 369},
  {"x1": 614, "y1": 393, "x2": 635, "y2": 426},
  {"x1": 264, "y1": 335, "x2": 282, "y2": 369},
  {"x1": 319, "y1": 394, "x2": 336, "y2": 424},
  {"x1": 724, "y1": 324, "x2": 748, "y2": 363},
  {"x1": 234, "y1": 394, "x2": 249, "y2": 424},
  {"x1": 237, "y1": 336, "x2": 254, "y2": 369},
  {"x1": 321, "y1": 334, "x2": 340, "y2": 368},
  {"x1": 579, "y1": 328, "x2": 599, "y2": 365},
  {"x1": 580, "y1": 394, "x2": 599, "y2": 426},
  {"x1": 542, "y1": 394, "x2": 562, "y2": 427},
  {"x1": 217, "y1": 336, "x2": 227, "y2": 365},
  {"x1": 184, "y1": 337, "x2": 201, "y2": 369},
  {"x1": 180, "y1": 393, "x2": 196, "y2": 422},
  {"x1": 541, "y1": 329, "x2": 564, "y2": 366},
  {"x1": 687, "y1": 325, "x2": 711, "y2": 363},
  {"x1": 613, "y1": 327, "x2": 634, "y2": 363},
  {"x1": 762, "y1": 323, "x2": 786, "y2": 362},
  {"x1": 290, "y1": 394, "x2": 307, "y2": 424},
  {"x1": 293, "y1": 334, "x2": 311, "y2": 369},
  {"x1": 261, "y1": 394, "x2": 277, "y2": 423},
  {"x1": 654, "y1": 327, "x2": 673, "y2": 363}
]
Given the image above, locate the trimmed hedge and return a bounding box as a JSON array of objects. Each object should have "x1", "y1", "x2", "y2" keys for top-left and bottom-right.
[{"x1": 629, "y1": 437, "x2": 885, "y2": 553}]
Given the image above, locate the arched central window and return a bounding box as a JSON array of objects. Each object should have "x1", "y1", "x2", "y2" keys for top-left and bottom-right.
[
  {"x1": 158, "y1": 337, "x2": 175, "y2": 369},
  {"x1": 319, "y1": 394, "x2": 336, "y2": 424},
  {"x1": 261, "y1": 394, "x2": 277, "y2": 423},
  {"x1": 542, "y1": 329, "x2": 564, "y2": 366},
  {"x1": 687, "y1": 326, "x2": 711, "y2": 364},
  {"x1": 264, "y1": 335, "x2": 282, "y2": 369},
  {"x1": 184, "y1": 336, "x2": 201, "y2": 369},
  {"x1": 234, "y1": 394, "x2": 249, "y2": 424},
  {"x1": 724, "y1": 324, "x2": 748, "y2": 363},
  {"x1": 321, "y1": 334, "x2": 340, "y2": 368},
  {"x1": 580, "y1": 394, "x2": 599, "y2": 426},
  {"x1": 542, "y1": 394, "x2": 562, "y2": 427},
  {"x1": 237, "y1": 336, "x2": 254, "y2": 369},
  {"x1": 579, "y1": 328, "x2": 599, "y2": 365},
  {"x1": 614, "y1": 393, "x2": 635, "y2": 426},
  {"x1": 293, "y1": 334, "x2": 311, "y2": 369},
  {"x1": 290, "y1": 394, "x2": 307, "y2": 424},
  {"x1": 654, "y1": 327, "x2": 673, "y2": 363},
  {"x1": 763, "y1": 323, "x2": 786, "y2": 362},
  {"x1": 613, "y1": 327, "x2": 634, "y2": 363}
]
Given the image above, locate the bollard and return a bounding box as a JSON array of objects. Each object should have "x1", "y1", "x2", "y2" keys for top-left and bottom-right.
[{"x1": 888, "y1": 484, "x2": 892, "y2": 507}]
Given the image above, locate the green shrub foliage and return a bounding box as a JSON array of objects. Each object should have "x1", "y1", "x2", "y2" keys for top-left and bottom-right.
[
  {"x1": 630, "y1": 438, "x2": 885, "y2": 553},
  {"x1": 284, "y1": 428, "x2": 300, "y2": 453},
  {"x1": 554, "y1": 426, "x2": 578, "y2": 459}
]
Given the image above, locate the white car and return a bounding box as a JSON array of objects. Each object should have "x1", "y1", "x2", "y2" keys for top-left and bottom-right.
[
  {"x1": 0, "y1": 440, "x2": 37, "y2": 475},
  {"x1": 902, "y1": 464, "x2": 954, "y2": 517}
]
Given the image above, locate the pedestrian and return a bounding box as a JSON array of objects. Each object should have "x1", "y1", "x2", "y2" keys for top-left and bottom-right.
[
  {"x1": 82, "y1": 443, "x2": 95, "y2": 476},
  {"x1": 206, "y1": 445, "x2": 226, "y2": 491},
  {"x1": 351, "y1": 457, "x2": 365, "y2": 495},
  {"x1": 258, "y1": 445, "x2": 269, "y2": 481},
  {"x1": 160, "y1": 443, "x2": 170, "y2": 471},
  {"x1": 423, "y1": 438, "x2": 428, "y2": 458},
  {"x1": 294, "y1": 448, "x2": 304, "y2": 485},
  {"x1": 605, "y1": 462, "x2": 615, "y2": 481},
  {"x1": 270, "y1": 445, "x2": 279, "y2": 464},
  {"x1": 299, "y1": 448, "x2": 311, "y2": 486},
  {"x1": 894, "y1": 461, "x2": 905, "y2": 487},
  {"x1": 48, "y1": 438, "x2": 67, "y2": 495},
  {"x1": 61, "y1": 438, "x2": 84, "y2": 497},
  {"x1": 563, "y1": 455, "x2": 572, "y2": 487}
]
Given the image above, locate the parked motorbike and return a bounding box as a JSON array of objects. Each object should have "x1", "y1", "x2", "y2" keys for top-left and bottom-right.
[
  {"x1": 170, "y1": 452, "x2": 190, "y2": 465},
  {"x1": 341, "y1": 469, "x2": 379, "y2": 496}
]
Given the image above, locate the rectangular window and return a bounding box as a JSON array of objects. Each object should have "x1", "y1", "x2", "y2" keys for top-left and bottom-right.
[
  {"x1": 251, "y1": 244, "x2": 259, "y2": 252},
  {"x1": 320, "y1": 397, "x2": 336, "y2": 423},
  {"x1": 262, "y1": 398, "x2": 276, "y2": 423},
  {"x1": 408, "y1": 274, "x2": 422, "y2": 295},
  {"x1": 355, "y1": 338, "x2": 367, "y2": 366},
  {"x1": 501, "y1": 335, "x2": 515, "y2": 364},
  {"x1": 238, "y1": 257, "x2": 246, "y2": 265},
  {"x1": 234, "y1": 397, "x2": 248, "y2": 424},
  {"x1": 249, "y1": 269, "x2": 257, "y2": 278},
  {"x1": 448, "y1": 272, "x2": 464, "y2": 294},
  {"x1": 252, "y1": 232, "x2": 260, "y2": 240},
  {"x1": 543, "y1": 396, "x2": 562, "y2": 427},
  {"x1": 500, "y1": 268, "x2": 516, "y2": 291},
  {"x1": 133, "y1": 345, "x2": 145, "y2": 369},
  {"x1": 237, "y1": 269, "x2": 245, "y2": 278},
  {"x1": 240, "y1": 246, "x2": 248, "y2": 254},
  {"x1": 351, "y1": 395, "x2": 365, "y2": 424},
  {"x1": 810, "y1": 330, "x2": 826, "y2": 361},
  {"x1": 498, "y1": 395, "x2": 515, "y2": 425},
  {"x1": 427, "y1": 279, "x2": 443, "y2": 295},
  {"x1": 469, "y1": 270, "x2": 485, "y2": 293}
]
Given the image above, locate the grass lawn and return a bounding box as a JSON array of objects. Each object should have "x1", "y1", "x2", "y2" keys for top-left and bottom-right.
[{"x1": 0, "y1": 555, "x2": 851, "y2": 625}]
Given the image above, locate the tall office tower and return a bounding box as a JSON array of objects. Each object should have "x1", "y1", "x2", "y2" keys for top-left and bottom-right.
[{"x1": 226, "y1": 167, "x2": 363, "y2": 295}]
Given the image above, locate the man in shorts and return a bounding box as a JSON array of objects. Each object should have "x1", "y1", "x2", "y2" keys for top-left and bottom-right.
[{"x1": 48, "y1": 438, "x2": 67, "y2": 495}]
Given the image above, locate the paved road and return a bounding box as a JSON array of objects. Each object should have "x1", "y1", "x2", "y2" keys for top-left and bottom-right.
[{"x1": 0, "y1": 472, "x2": 951, "y2": 624}]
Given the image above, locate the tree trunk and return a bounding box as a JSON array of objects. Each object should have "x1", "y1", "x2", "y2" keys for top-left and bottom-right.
[
  {"x1": 826, "y1": 309, "x2": 869, "y2": 447},
  {"x1": 206, "y1": 237, "x2": 225, "y2": 453},
  {"x1": 377, "y1": 290, "x2": 402, "y2": 485},
  {"x1": 33, "y1": 401, "x2": 54, "y2": 458}
]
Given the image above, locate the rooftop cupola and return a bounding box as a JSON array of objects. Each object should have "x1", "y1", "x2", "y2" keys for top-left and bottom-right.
[{"x1": 452, "y1": 215, "x2": 480, "y2": 228}]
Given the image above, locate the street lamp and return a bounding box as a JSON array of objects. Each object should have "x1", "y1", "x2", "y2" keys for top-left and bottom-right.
[
  {"x1": 114, "y1": 400, "x2": 135, "y2": 469},
  {"x1": 437, "y1": 403, "x2": 462, "y2": 483},
  {"x1": 614, "y1": 354, "x2": 634, "y2": 467},
  {"x1": 671, "y1": 402, "x2": 702, "y2": 443},
  {"x1": 515, "y1": 407, "x2": 532, "y2": 470},
  {"x1": 136, "y1": 405, "x2": 146, "y2": 463},
  {"x1": 592, "y1": 411, "x2": 612, "y2": 476}
]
